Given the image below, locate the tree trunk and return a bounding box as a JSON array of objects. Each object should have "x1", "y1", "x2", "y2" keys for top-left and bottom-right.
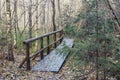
[
  {"x1": 105, "y1": 0, "x2": 120, "y2": 31},
  {"x1": 0, "y1": 1, "x2": 1, "y2": 29},
  {"x1": 42, "y1": 4, "x2": 45, "y2": 33},
  {"x1": 13, "y1": 0, "x2": 17, "y2": 49},
  {"x1": 95, "y1": 0, "x2": 99, "y2": 79},
  {"x1": 5, "y1": 0, "x2": 14, "y2": 61},
  {"x1": 28, "y1": 0, "x2": 32, "y2": 38},
  {"x1": 58, "y1": 0, "x2": 62, "y2": 29},
  {"x1": 23, "y1": 0, "x2": 26, "y2": 35},
  {"x1": 0, "y1": 1, "x2": 1, "y2": 20},
  {"x1": 52, "y1": 0, "x2": 56, "y2": 31},
  {"x1": 35, "y1": 0, "x2": 39, "y2": 51}
]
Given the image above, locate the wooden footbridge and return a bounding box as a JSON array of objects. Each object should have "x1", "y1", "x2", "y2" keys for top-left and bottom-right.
[{"x1": 19, "y1": 29, "x2": 74, "y2": 72}]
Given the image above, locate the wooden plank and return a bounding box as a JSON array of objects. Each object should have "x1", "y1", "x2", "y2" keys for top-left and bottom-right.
[
  {"x1": 23, "y1": 29, "x2": 63, "y2": 44},
  {"x1": 32, "y1": 38, "x2": 74, "y2": 72}
]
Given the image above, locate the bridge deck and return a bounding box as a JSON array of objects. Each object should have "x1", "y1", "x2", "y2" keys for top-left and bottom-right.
[{"x1": 32, "y1": 38, "x2": 74, "y2": 72}]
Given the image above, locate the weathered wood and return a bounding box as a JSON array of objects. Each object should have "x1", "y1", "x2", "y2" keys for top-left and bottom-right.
[
  {"x1": 23, "y1": 29, "x2": 62, "y2": 44},
  {"x1": 32, "y1": 38, "x2": 74, "y2": 72},
  {"x1": 54, "y1": 33, "x2": 57, "y2": 48},
  {"x1": 19, "y1": 29, "x2": 63, "y2": 69},
  {"x1": 60, "y1": 30, "x2": 63, "y2": 43},
  {"x1": 26, "y1": 43, "x2": 31, "y2": 70},
  {"x1": 40, "y1": 37, "x2": 43, "y2": 59},
  {"x1": 19, "y1": 37, "x2": 63, "y2": 68},
  {"x1": 32, "y1": 36, "x2": 63, "y2": 60},
  {"x1": 47, "y1": 36, "x2": 50, "y2": 54},
  {"x1": 19, "y1": 57, "x2": 27, "y2": 68}
]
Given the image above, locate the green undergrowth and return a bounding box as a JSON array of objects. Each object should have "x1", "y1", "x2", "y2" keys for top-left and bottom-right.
[
  {"x1": 0, "y1": 28, "x2": 57, "y2": 55},
  {"x1": 64, "y1": 23, "x2": 120, "y2": 79}
]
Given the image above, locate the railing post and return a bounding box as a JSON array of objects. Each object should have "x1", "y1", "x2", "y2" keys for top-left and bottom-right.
[
  {"x1": 26, "y1": 43, "x2": 31, "y2": 70},
  {"x1": 54, "y1": 33, "x2": 56, "y2": 48},
  {"x1": 47, "y1": 35, "x2": 50, "y2": 54},
  {"x1": 19, "y1": 30, "x2": 65, "y2": 69},
  {"x1": 59, "y1": 30, "x2": 62, "y2": 43},
  {"x1": 59, "y1": 31, "x2": 61, "y2": 44},
  {"x1": 40, "y1": 38, "x2": 43, "y2": 59}
]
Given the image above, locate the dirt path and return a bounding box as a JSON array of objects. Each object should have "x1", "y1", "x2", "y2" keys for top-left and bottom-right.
[
  {"x1": 0, "y1": 52, "x2": 96, "y2": 80},
  {"x1": 0, "y1": 53, "x2": 75, "y2": 80}
]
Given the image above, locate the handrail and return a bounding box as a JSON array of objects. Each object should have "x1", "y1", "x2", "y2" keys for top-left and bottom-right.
[
  {"x1": 19, "y1": 29, "x2": 63, "y2": 70},
  {"x1": 23, "y1": 29, "x2": 62, "y2": 44}
]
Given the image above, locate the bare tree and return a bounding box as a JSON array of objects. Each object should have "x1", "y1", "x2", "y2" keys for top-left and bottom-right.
[
  {"x1": 23, "y1": 0, "x2": 26, "y2": 35},
  {"x1": 0, "y1": 1, "x2": 2, "y2": 29},
  {"x1": 58, "y1": 0, "x2": 61, "y2": 29},
  {"x1": 35, "y1": 0, "x2": 39, "y2": 50},
  {"x1": 41, "y1": 3, "x2": 46, "y2": 33},
  {"x1": 28, "y1": 0, "x2": 32, "y2": 38},
  {"x1": 105, "y1": 0, "x2": 120, "y2": 31},
  {"x1": 13, "y1": 0, "x2": 18, "y2": 48},
  {"x1": 52, "y1": 0, "x2": 56, "y2": 31},
  {"x1": 5, "y1": 0, "x2": 14, "y2": 61},
  {"x1": 0, "y1": 1, "x2": 1, "y2": 20},
  {"x1": 95, "y1": 0, "x2": 99, "y2": 79}
]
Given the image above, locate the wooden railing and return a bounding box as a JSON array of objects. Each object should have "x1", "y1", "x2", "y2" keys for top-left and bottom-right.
[{"x1": 19, "y1": 29, "x2": 63, "y2": 70}]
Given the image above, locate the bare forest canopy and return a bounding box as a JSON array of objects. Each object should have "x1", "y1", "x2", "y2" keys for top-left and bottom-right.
[
  {"x1": 0, "y1": 0, "x2": 85, "y2": 53},
  {"x1": 0, "y1": 0, "x2": 82, "y2": 34},
  {"x1": 0, "y1": 0, "x2": 120, "y2": 37},
  {"x1": 0, "y1": 0, "x2": 120, "y2": 79}
]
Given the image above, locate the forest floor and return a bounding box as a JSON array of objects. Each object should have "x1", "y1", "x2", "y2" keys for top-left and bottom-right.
[{"x1": 0, "y1": 49, "x2": 96, "y2": 80}]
